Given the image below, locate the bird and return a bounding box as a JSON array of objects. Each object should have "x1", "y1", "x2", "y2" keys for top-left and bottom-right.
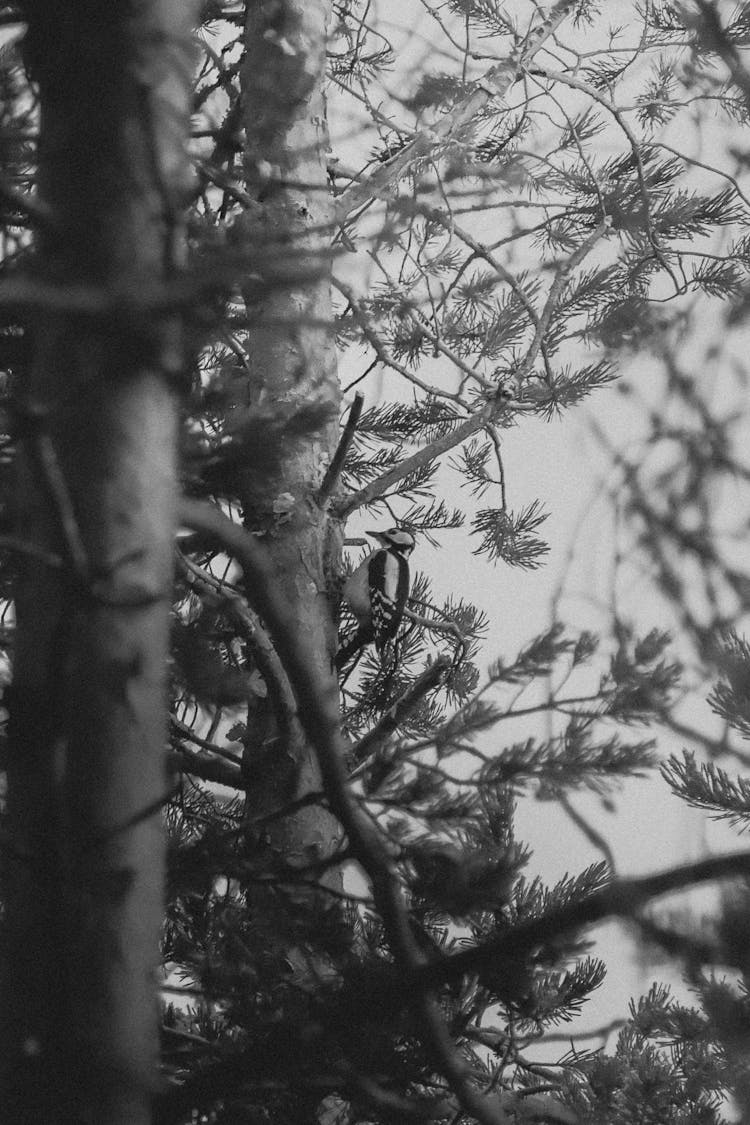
[{"x1": 335, "y1": 527, "x2": 415, "y2": 671}]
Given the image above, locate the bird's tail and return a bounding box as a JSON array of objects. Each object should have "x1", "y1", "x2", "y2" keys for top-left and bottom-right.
[{"x1": 335, "y1": 626, "x2": 373, "y2": 671}]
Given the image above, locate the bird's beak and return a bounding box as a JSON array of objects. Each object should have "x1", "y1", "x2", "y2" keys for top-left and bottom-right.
[{"x1": 367, "y1": 530, "x2": 389, "y2": 545}]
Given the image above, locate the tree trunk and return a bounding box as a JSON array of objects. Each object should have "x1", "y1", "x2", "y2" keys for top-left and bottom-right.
[
  {"x1": 1, "y1": 5, "x2": 195, "y2": 1123},
  {"x1": 236, "y1": 1, "x2": 343, "y2": 877}
]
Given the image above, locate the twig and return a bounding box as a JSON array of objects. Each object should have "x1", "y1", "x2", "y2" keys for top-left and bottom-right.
[
  {"x1": 403, "y1": 608, "x2": 469, "y2": 648},
  {"x1": 333, "y1": 277, "x2": 465, "y2": 404},
  {"x1": 161, "y1": 1025, "x2": 212, "y2": 1048},
  {"x1": 558, "y1": 792, "x2": 616, "y2": 874},
  {"x1": 335, "y1": 0, "x2": 578, "y2": 224},
  {"x1": 83, "y1": 783, "x2": 181, "y2": 850},
  {"x1": 22, "y1": 406, "x2": 89, "y2": 580},
  {"x1": 334, "y1": 216, "x2": 606, "y2": 520},
  {"x1": 366, "y1": 253, "x2": 494, "y2": 392},
  {"x1": 350, "y1": 656, "x2": 452, "y2": 765},
  {"x1": 336, "y1": 1064, "x2": 445, "y2": 1120},
  {"x1": 245, "y1": 789, "x2": 329, "y2": 829},
  {"x1": 170, "y1": 714, "x2": 242, "y2": 767},
  {"x1": 317, "y1": 392, "x2": 364, "y2": 501},
  {"x1": 540, "y1": 1018, "x2": 625, "y2": 1044},
  {"x1": 528, "y1": 66, "x2": 679, "y2": 289},
  {"x1": 692, "y1": 1, "x2": 750, "y2": 111},
  {"x1": 636, "y1": 914, "x2": 722, "y2": 966}
]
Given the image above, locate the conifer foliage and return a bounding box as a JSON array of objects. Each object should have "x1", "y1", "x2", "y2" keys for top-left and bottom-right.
[{"x1": 2, "y1": 2, "x2": 750, "y2": 1123}]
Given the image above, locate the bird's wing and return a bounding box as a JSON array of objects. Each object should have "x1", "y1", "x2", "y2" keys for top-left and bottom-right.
[{"x1": 368, "y1": 550, "x2": 408, "y2": 645}]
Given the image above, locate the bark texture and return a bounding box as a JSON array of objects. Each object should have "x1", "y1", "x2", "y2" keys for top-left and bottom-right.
[
  {"x1": 237, "y1": 1, "x2": 343, "y2": 872},
  {"x1": 1, "y1": 5, "x2": 195, "y2": 1123}
]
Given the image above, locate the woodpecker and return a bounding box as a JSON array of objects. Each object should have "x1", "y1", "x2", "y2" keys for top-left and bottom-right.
[{"x1": 336, "y1": 527, "x2": 415, "y2": 670}]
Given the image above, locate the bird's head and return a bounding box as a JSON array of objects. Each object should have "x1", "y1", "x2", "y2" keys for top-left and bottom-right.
[{"x1": 368, "y1": 527, "x2": 415, "y2": 556}]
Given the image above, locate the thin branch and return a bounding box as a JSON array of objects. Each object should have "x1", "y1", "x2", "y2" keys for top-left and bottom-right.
[
  {"x1": 539, "y1": 1018, "x2": 625, "y2": 1044},
  {"x1": 334, "y1": 215, "x2": 606, "y2": 519},
  {"x1": 403, "y1": 607, "x2": 469, "y2": 649},
  {"x1": 335, "y1": 0, "x2": 578, "y2": 223},
  {"x1": 0, "y1": 534, "x2": 63, "y2": 569},
  {"x1": 177, "y1": 549, "x2": 299, "y2": 743},
  {"x1": 173, "y1": 742, "x2": 244, "y2": 788},
  {"x1": 692, "y1": 0, "x2": 750, "y2": 111},
  {"x1": 333, "y1": 277, "x2": 465, "y2": 404},
  {"x1": 336, "y1": 1064, "x2": 445, "y2": 1121},
  {"x1": 83, "y1": 784, "x2": 181, "y2": 850},
  {"x1": 318, "y1": 391, "x2": 364, "y2": 501},
  {"x1": 333, "y1": 393, "x2": 516, "y2": 518},
  {"x1": 557, "y1": 792, "x2": 617, "y2": 874},
  {"x1": 245, "y1": 789, "x2": 329, "y2": 829},
  {"x1": 161, "y1": 1025, "x2": 212, "y2": 1048},
  {"x1": 367, "y1": 251, "x2": 494, "y2": 392},
  {"x1": 21, "y1": 406, "x2": 89, "y2": 580},
  {"x1": 170, "y1": 714, "x2": 242, "y2": 767},
  {"x1": 528, "y1": 65, "x2": 679, "y2": 287},
  {"x1": 350, "y1": 656, "x2": 451, "y2": 765}
]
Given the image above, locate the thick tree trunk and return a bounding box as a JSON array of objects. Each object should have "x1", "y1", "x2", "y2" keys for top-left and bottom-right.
[
  {"x1": 237, "y1": 1, "x2": 343, "y2": 872},
  {"x1": 1, "y1": 5, "x2": 195, "y2": 1123}
]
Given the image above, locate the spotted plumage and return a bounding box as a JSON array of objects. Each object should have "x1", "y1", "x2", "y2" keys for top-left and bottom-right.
[{"x1": 336, "y1": 528, "x2": 415, "y2": 669}]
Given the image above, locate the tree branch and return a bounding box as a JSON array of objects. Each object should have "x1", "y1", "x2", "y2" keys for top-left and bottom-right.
[
  {"x1": 332, "y1": 277, "x2": 465, "y2": 404},
  {"x1": 415, "y1": 849, "x2": 750, "y2": 990},
  {"x1": 333, "y1": 396, "x2": 513, "y2": 518},
  {"x1": 558, "y1": 792, "x2": 617, "y2": 874},
  {"x1": 317, "y1": 391, "x2": 364, "y2": 501},
  {"x1": 21, "y1": 405, "x2": 89, "y2": 580},
  {"x1": 350, "y1": 656, "x2": 452, "y2": 766},
  {"x1": 177, "y1": 497, "x2": 511, "y2": 1125},
  {"x1": 333, "y1": 219, "x2": 608, "y2": 519},
  {"x1": 170, "y1": 715, "x2": 243, "y2": 768},
  {"x1": 403, "y1": 608, "x2": 469, "y2": 649},
  {"x1": 176, "y1": 549, "x2": 300, "y2": 743},
  {"x1": 172, "y1": 741, "x2": 244, "y2": 788},
  {"x1": 335, "y1": 0, "x2": 578, "y2": 223}
]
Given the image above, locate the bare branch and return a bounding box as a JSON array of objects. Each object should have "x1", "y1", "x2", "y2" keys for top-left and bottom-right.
[
  {"x1": 318, "y1": 391, "x2": 364, "y2": 502},
  {"x1": 558, "y1": 793, "x2": 617, "y2": 874}
]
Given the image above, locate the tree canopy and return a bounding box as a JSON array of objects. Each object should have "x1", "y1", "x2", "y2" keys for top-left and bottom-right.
[{"x1": 2, "y1": 1, "x2": 750, "y2": 1123}]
